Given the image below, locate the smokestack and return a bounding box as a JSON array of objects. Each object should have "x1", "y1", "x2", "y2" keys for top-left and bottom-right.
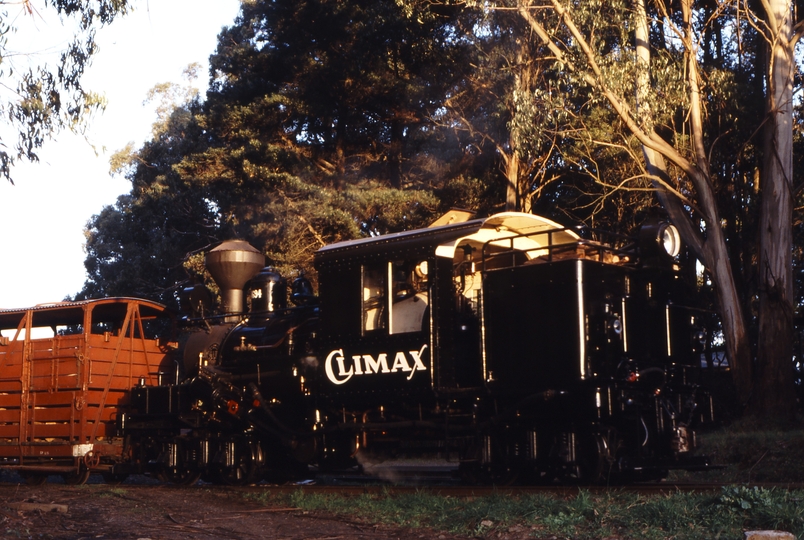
[{"x1": 205, "y1": 240, "x2": 265, "y2": 321}]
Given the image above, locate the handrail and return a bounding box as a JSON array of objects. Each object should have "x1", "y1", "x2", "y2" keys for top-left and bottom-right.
[{"x1": 479, "y1": 226, "x2": 634, "y2": 271}]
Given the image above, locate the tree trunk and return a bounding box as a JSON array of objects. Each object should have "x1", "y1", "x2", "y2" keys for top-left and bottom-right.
[
  {"x1": 504, "y1": 143, "x2": 519, "y2": 211},
  {"x1": 504, "y1": 51, "x2": 529, "y2": 212},
  {"x1": 634, "y1": 0, "x2": 754, "y2": 400},
  {"x1": 755, "y1": 0, "x2": 796, "y2": 419}
]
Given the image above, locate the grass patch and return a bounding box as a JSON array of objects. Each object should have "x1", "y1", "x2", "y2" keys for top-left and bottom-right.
[
  {"x1": 240, "y1": 427, "x2": 804, "y2": 538},
  {"x1": 95, "y1": 486, "x2": 128, "y2": 498},
  {"x1": 244, "y1": 486, "x2": 804, "y2": 539}
]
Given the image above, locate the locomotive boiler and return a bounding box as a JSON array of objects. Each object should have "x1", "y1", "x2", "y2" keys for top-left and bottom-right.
[{"x1": 0, "y1": 211, "x2": 714, "y2": 485}]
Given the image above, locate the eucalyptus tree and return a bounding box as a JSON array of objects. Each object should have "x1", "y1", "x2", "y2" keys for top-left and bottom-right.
[
  {"x1": 506, "y1": 0, "x2": 800, "y2": 417},
  {"x1": 0, "y1": 0, "x2": 130, "y2": 182},
  {"x1": 412, "y1": 2, "x2": 558, "y2": 212},
  {"x1": 397, "y1": 0, "x2": 664, "y2": 233}
]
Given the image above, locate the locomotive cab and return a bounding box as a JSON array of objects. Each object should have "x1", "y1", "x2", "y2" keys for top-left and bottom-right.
[{"x1": 313, "y1": 212, "x2": 712, "y2": 482}]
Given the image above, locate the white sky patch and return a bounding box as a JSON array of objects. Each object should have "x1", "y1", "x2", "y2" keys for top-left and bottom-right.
[{"x1": 0, "y1": 0, "x2": 242, "y2": 309}]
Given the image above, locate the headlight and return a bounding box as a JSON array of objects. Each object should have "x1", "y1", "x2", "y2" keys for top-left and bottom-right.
[
  {"x1": 659, "y1": 223, "x2": 681, "y2": 257},
  {"x1": 638, "y1": 219, "x2": 682, "y2": 260}
]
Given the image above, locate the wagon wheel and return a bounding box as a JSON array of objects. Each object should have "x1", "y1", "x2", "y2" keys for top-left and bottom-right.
[{"x1": 62, "y1": 467, "x2": 91, "y2": 485}]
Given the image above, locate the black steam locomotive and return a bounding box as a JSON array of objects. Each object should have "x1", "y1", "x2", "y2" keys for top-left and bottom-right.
[{"x1": 123, "y1": 211, "x2": 713, "y2": 485}]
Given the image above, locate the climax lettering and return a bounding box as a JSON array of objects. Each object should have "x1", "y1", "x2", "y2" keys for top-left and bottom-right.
[
  {"x1": 363, "y1": 354, "x2": 390, "y2": 374},
  {"x1": 325, "y1": 349, "x2": 352, "y2": 385},
  {"x1": 407, "y1": 344, "x2": 428, "y2": 380},
  {"x1": 324, "y1": 345, "x2": 429, "y2": 385},
  {"x1": 391, "y1": 352, "x2": 411, "y2": 373}
]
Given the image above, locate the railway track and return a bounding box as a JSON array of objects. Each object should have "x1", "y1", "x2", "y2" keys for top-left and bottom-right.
[
  {"x1": 233, "y1": 480, "x2": 804, "y2": 496},
  {"x1": 1, "y1": 467, "x2": 801, "y2": 496},
  {"x1": 5, "y1": 479, "x2": 799, "y2": 496}
]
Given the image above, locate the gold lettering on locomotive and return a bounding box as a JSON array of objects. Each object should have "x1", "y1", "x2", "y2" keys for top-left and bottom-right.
[
  {"x1": 324, "y1": 345, "x2": 428, "y2": 385},
  {"x1": 391, "y1": 351, "x2": 412, "y2": 373},
  {"x1": 362, "y1": 354, "x2": 390, "y2": 374},
  {"x1": 325, "y1": 349, "x2": 352, "y2": 385},
  {"x1": 407, "y1": 344, "x2": 428, "y2": 380},
  {"x1": 352, "y1": 355, "x2": 364, "y2": 375}
]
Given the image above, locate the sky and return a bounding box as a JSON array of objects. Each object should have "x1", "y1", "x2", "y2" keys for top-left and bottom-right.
[{"x1": 0, "y1": 0, "x2": 242, "y2": 309}]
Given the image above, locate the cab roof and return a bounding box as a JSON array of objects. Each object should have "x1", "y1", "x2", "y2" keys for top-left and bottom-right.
[{"x1": 314, "y1": 212, "x2": 580, "y2": 265}]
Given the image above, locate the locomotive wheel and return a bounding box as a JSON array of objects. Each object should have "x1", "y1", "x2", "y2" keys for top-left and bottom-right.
[
  {"x1": 459, "y1": 459, "x2": 523, "y2": 486},
  {"x1": 157, "y1": 438, "x2": 201, "y2": 485},
  {"x1": 552, "y1": 428, "x2": 619, "y2": 485},
  {"x1": 62, "y1": 468, "x2": 91, "y2": 485},
  {"x1": 159, "y1": 467, "x2": 202, "y2": 485},
  {"x1": 459, "y1": 435, "x2": 524, "y2": 486},
  {"x1": 212, "y1": 441, "x2": 261, "y2": 486},
  {"x1": 580, "y1": 428, "x2": 623, "y2": 485},
  {"x1": 545, "y1": 427, "x2": 621, "y2": 485},
  {"x1": 213, "y1": 463, "x2": 255, "y2": 485},
  {"x1": 498, "y1": 464, "x2": 523, "y2": 485},
  {"x1": 262, "y1": 456, "x2": 311, "y2": 484}
]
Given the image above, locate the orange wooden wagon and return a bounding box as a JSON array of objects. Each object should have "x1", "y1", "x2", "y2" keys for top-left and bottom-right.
[{"x1": 0, "y1": 298, "x2": 175, "y2": 484}]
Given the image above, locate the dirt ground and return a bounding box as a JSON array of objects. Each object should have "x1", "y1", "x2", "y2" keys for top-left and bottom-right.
[{"x1": 0, "y1": 477, "x2": 479, "y2": 540}]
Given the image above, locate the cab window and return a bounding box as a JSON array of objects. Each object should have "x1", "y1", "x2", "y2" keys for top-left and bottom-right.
[
  {"x1": 362, "y1": 263, "x2": 387, "y2": 333},
  {"x1": 361, "y1": 260, "x2": 429, "y2": 335},
  {"x1": 389, "y1": 260, "x2": 429, "y2": 335}
]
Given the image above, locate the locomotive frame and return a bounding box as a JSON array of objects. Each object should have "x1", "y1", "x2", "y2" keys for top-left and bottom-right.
[{"x1": 0, "y1": 211, "x2": 714, "y2": 485}]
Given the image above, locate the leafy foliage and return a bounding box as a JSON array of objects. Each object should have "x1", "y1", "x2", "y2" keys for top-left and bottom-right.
[
  {"x1": 80, "y1": 87, "x2": 219, "y2": 304},
  {"x1": 80, "y1": 0, "x2": 489, "y2": 305},
  {"x1": 0, "y1": 0, "x2": 130, "y2": 182}
]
